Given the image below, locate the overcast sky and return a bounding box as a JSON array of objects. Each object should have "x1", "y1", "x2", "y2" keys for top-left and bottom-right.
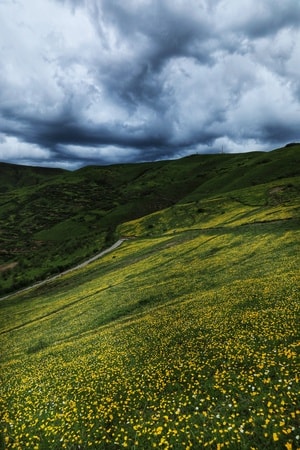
[{"x1": 0, "y1": 0, "x2": 300, "y2": 169}]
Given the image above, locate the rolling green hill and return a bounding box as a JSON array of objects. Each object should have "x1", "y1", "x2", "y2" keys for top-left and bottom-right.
[
  {"x1": 0, "y1": 145, "x2": 299, "y2": 295},
  {"x1": 0, "y1": 145, "x2": 299, "y2": 449},
  {"x1": 0, "y1": 162, "x2": 65, "y2": 192}
]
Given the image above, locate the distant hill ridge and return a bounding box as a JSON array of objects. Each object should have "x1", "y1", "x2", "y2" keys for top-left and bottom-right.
[{"x1": 285, "y1": 142, "x2": 300, "y2": 147}]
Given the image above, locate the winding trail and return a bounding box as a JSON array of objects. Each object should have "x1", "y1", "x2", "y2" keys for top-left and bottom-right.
[
  {"x1": 1, "y1": 216, "x2": 291, "y2": 303},
  {"x1": 0, "y1": 239, "x2": 127, "y2": 302}
]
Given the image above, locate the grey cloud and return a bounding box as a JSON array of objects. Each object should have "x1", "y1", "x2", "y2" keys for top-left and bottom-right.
[
  {"x1": 247, "y1": 2, "x2": 300, "y2": 38},
  {"x1": 85, "y1": 0, "x2": 215, "y2": 116},
  {"x1": 0, "y1": 0, "x2": 300, "y2": 168},
  {"x1": 261, "y1": 122, "x2": 299, "y2": 144},
  {"x1": 218, "y1": 0, "x2": 300, "y2": 39}
]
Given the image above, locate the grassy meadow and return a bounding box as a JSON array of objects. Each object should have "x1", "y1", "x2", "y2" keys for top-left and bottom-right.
[
  {"x1": 1, "y1": 145, "x2": 299, "y2": 294},
  {"x1": 0, "y1": 146, "x2": 299, "y2": 449}
]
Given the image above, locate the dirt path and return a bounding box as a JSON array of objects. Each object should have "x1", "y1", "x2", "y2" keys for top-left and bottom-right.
[{"x1": 0, "y1": 239, "x2": 127, "y2": 302}]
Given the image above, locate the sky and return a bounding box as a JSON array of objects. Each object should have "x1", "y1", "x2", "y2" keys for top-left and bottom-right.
[{"x1": 0, "y1": 0, "x2": 300, "y2": 170}]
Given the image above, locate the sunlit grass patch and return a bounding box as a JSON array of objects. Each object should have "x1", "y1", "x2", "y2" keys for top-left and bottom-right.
[
  {"x1": 118, "y1": 177, "x2": 300, "y2": 238},
  {"x1": 0, "y1": 206, "x2": 299, "y2": 448},
  {"x1": 1, "y1": 274, "x2": 299, "y2": 449}
]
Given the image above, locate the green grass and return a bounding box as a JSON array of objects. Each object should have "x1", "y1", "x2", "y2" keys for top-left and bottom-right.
[
  {"x1": 0, "y1": 146, "x2": 299, "y2": 448},
  {"x1": 117, "y1": 176, "x2": 300, "y2": 237},
  {"x1": 0, "y1": 162, "x2": 64, "y2": 193},
  {"x1": 0, "y1": 168, "x2": 299, "y2": 448},
  {"x1": 1, "y1": 145, "x2": 300, "y2": 295}
]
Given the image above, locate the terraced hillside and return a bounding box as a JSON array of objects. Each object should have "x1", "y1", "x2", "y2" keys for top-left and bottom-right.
[{"x1": 0, "y1": 146, "x2": 299, "y2": 449}]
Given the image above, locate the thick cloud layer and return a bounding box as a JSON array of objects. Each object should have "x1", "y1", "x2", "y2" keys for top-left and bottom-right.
[{"x1": 0, "y1": 0, "x2": 300, "y2": 169}]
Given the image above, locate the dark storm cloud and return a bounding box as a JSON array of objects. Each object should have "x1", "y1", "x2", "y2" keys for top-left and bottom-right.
[
  {"x1": 0, "y1": 0, "x2": 300, "y2": 169},
  {"x1": 79, "y1": 0, "x2": 215, "y2": 121},
  {"x1": 227, "y1": 0, "x2": 300, "y2": 38}
]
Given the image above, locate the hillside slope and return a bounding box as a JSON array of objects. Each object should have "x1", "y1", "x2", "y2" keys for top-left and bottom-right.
[
  {"x1": 0, "y1": 162, "x2": 65, "y2": 192},
  {"x1": 0, "y1": 145, "x2": 299, "y2": 294},
  {"x1": 0, "y1": 166, "x2": 299, "y2": 448}
]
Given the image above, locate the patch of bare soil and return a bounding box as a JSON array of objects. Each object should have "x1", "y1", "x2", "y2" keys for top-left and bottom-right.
[{"x1": 0, "y1": 262, "x2": 18, "y2": 272}]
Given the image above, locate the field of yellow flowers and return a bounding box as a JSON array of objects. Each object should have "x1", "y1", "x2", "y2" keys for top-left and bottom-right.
[{"x1": 0, "y1": 185, "x2": 299, "y2": 449}]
